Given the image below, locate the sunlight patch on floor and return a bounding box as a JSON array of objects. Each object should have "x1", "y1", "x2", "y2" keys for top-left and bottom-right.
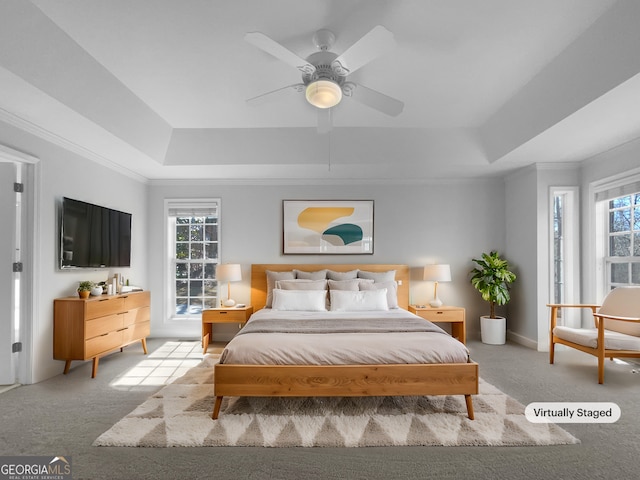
[{"x1": 111, "y1": 340, "x2": 203, "y2": 389}]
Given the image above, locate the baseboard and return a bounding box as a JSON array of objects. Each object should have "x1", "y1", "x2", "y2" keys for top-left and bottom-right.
[{"x1": 506, "y1": 330, "x2": 538, "y2": 349}]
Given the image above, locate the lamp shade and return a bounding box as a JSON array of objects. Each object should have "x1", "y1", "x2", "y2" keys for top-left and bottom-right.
[
  {"x1": 423, "y1": 264, "x2": 451, "y2": 282},
  {"x1": 305, "y1": 79, "x2": 342, "y2": 108},
  {"x1": 216, "y1": 264, "x2": 242, "y2": 283}
]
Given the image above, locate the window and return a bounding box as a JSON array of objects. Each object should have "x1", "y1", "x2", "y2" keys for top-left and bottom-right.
[
  {"x1": 549, "y1": 187, "x2": 579, "y2": 327},
  {"x1": 166, "y1": 200, "x2": 220, "y2": 318},
  {"x1": 606, "y1": 192, "x2": 640, "y2": 289}
]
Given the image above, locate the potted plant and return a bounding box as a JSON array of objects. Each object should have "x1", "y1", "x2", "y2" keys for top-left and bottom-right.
[
  {"x1": 469, "y1": 251, "x2": 516, "y2": 345},
  {"x1": 77, "y1": 281, "x2": 94, "y2": 299}
]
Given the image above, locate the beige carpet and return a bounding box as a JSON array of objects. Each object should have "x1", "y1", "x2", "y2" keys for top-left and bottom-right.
[{"x1": 94, "y1": 355, "x2": 579, "y2": 448}]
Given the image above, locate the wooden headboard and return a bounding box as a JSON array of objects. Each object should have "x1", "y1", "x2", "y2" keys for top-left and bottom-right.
[{"x1": 250, "y1": 264, "x2": 410, "y2": 310}]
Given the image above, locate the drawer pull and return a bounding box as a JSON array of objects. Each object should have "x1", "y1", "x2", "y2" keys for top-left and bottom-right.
[
  {"x1": 99, "y1": 298, "x2": 109, "y2": 302},
  {"x1": 436, "y1": 311, "x2": 444, "y2": 315},
  {"x1": 116, "y1": 327, "x2": 128, "y2": 332},
  {"x1": 219, "y1": 311, "x2": 228, "y2": 315}
]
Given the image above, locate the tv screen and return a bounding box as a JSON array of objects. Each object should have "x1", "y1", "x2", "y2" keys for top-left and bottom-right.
[{"x1": 60, "y1": 197, "x2": 132, "y2": 269}]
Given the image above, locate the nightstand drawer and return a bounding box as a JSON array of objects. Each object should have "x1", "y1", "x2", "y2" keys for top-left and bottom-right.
[
  {"x1": 419, "y1": 309, "x2": 462, "y2": 323},
  {"x1": 203, "y1": 309, "x2": 248, "y2": 323}
]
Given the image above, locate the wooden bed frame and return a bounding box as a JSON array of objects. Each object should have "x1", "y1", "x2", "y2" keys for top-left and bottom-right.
[{"x1": 212, "y1": 264, "x2": 478, "y2": 420}]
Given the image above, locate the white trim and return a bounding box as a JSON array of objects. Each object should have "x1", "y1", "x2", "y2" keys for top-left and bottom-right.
[
  {"x1": 548, "y1": 187, "x2": 580, "y2": 328},
  {"x1": 0, "y1": 144, "x2": 40, "y2": 385},
  {"x1": 162, "y1": 198, "x2": 221, "y2": 331},
  {"x1": 0, "y1": 108, "x2": 149, "y2": 184},
  {"x1": 588, "y1": 170, "x2": 640, "y2": 303}
]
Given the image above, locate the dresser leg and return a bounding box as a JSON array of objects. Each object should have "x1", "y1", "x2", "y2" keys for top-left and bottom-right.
[
  {"x1": 91, "y1": 357, "x2": 99, "y2": 378},
  {"x1": 63, "y1": 360, "x2": 72, "y2": 375},
  {"x1": 141, "y1": 337, "x2": 148, "y2": 354}
]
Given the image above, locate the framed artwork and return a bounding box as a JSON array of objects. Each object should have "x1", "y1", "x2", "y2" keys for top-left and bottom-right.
[{"x1": 283, "y1": 200, "x2": 374, "y2": 255}]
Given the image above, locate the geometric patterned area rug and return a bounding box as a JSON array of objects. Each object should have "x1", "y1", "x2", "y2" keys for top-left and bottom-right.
[{"x1": 94, "y1": 355, "x2": 579, "y2": 448}]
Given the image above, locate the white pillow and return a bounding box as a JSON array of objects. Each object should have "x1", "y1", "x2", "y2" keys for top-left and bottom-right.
[
  {"x1": 359, "y1": 281, "x2": 399, "y2": 309},
  {"x1": 265, "y1": 270, "x2": 295, "y2": 307},
  {"x1": 329, "y1": 289, "x2": 388, "y2": 311},
  {"x1": 272, "y1": 289, "x2": 327, "y2": 311}
]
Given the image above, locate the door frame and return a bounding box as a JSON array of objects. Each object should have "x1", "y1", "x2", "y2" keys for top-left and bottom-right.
[{"x1": 0, "y1": 145, "x2": 39, "y2": 385}]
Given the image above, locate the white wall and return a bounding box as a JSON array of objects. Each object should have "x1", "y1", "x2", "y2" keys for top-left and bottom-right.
[
  {"x1": 0, "y1": 120, "x2": 149, "y2": 383},
  {"x1": 580, "y1": 136, "x2": 640, "y2": 302},
  {"x1": 505, "y1": 164, "x2": 581, "y2": 350},
  {"x1": 148, "y1": 179, "x2": 506, "y2": 340}
]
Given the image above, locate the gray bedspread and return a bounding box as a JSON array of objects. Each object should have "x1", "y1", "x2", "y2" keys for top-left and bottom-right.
[{"x1": 236, "y1": 314, "x2": 448, "y2": 336}]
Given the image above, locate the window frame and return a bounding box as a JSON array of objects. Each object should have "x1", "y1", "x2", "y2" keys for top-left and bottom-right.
[
  {"x1": 604, "y1": 192, "x2": 640, "y2": 290},
  {"x1": 164, "y1": 198, "x2": 221, "y2": 322},
  {"x1": 549, "y1": 186, "x2": 580, "y2": 327},
  {"x1": 591, "y1": 170, "x2": 640, "y2": 299}
]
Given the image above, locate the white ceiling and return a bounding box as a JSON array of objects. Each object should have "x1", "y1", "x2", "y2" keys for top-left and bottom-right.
[{"x1": 1, "y1": 0, "x2": 639, "y2": 182}]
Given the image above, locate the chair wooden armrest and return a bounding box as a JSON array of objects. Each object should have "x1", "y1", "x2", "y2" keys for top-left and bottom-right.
[
  {"x1": 592, "y1": 313, "x2": 640, "y2": 323},
  {"x1": 546, "y1": 303, "x2": 600, "y2": 308},
  {"x1": 547, "y1": 303, "x2": 600, "y2": 331}
]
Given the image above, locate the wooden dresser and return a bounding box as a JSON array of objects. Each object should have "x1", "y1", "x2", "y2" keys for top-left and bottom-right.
[{"x1": 53, "y1": 291, "x2": 150, "y2": 377}]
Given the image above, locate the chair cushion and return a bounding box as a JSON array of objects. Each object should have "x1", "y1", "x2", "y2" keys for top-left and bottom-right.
[
  {"x1": 554, "y1": 326, "x2": 640, "y2": 350},
  {"x1": 599, "y1": 286, "x2": 640, "y2": 336}
]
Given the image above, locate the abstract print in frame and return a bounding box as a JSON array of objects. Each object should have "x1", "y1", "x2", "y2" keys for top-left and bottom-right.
[{"x1": 283, "y1": 200, "x2": 374, "y2": 254}]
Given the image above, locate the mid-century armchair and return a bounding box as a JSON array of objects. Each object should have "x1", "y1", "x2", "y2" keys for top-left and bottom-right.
[{"x1": 548, "y1": 286, "x2": 640, "y2": 384}]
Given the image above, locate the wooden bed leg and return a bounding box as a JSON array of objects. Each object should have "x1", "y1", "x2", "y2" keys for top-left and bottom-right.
[
  {"x1": 212, "y1": 396, "x2": 223, "y2": 420},
  {"x1": 465, "y1": 395, "x2": 475, "y2": 420}
]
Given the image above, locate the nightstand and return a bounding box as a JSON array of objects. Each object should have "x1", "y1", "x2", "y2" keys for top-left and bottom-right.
[
  {"x1": 408, "y1": 305, "x2": 466, "y2": 344},
  {"x1": 202, "y1": 306, "x2": 253, "y2": 353}
]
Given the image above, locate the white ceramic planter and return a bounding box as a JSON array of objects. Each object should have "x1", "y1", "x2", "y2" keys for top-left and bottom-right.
[
  {"x1": 90, "y1": 286, "x2": 103, "y2": 296},
  {"x1": 480, "y1": 315, "x2": 506, "y2": 345}
]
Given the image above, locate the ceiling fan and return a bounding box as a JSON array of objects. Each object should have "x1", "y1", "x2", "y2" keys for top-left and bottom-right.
[{"x1": 245, "y1": 25, "x2": 404, "y2": 133}]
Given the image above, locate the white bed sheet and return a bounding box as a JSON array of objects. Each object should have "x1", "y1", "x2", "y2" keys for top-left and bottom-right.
[{"x1": 220, "y1": 308, "x2": 470, "y2": 366}]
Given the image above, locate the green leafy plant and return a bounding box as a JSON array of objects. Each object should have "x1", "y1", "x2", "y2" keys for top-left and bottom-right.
[
  {"x1": 470, "y1": 251, "x2": 516, "y2": 318},
  {"x1": 77, "y1": 281, "x2": 94, "y2": 292}
]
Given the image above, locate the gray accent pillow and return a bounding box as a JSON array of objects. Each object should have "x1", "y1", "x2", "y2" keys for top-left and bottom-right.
[
  {"x1": 275, "y1": 279, "x2": 328, "y2": 291},
  {"x1": 327, "y1": 269, "x2": 359, "y2": 280},
  {"x1": 294, "y1": 269, "x2": 328, "y2": 280},
  {"x1": 327, "y1": 279, "x2": 374, "y2": 291},
  {"x1": 358, "y1": 270, "x2": 396, "y2": 283}
]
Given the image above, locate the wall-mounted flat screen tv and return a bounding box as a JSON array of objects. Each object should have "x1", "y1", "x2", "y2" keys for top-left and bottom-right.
[{"x1": 60, "y1": 197, "x2": 132, "y2": 269}]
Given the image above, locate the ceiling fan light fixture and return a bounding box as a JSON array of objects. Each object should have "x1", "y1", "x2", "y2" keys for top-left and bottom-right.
[{"x1": 305, "y1": 79, "x2": 342, "y2": 108}]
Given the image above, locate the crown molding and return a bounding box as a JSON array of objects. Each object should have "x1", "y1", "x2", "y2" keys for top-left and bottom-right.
[{"x1": 0, "y1": 107, "x2": 149, "y2": 184}]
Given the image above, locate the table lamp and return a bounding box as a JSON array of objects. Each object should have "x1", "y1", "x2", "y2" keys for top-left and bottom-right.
[
  {"x1": 216, "y1": 264, "x2": 242, "y2": 307},
  {"x1": 423, "y1": 264, "x2": 451, "y2": 308}
]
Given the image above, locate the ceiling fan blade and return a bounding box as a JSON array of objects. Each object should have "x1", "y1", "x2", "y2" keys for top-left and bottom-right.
[
  {"x1": 246, "y1": 84, "x2": 304, "y2": 105},
  {"x1": 245, "y1": 32, "x2": 316, "y2": 76},
  {"x1": 347, "y1": 83, "x2": 404, "y2": 116},
  {"x1": 317, "y1": 108, "x2": 332, "y2": 134},
  {"x1": 331, "y1": 25, "x2": 395, "y2": 76}
]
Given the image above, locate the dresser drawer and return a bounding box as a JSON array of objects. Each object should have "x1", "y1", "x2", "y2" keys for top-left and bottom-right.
[
  {"x1": 85, "y1": 330, "x2": 124, "y2": 358},
  {"x1": 203, "y1": 309, "x2": 248, "y2": 323},
  {"x1": 122, "y1": 321, "x2": 150, "y2": 344},
  {"x1": 86, "y1": 297, "x2": 125, "y2": 320},
  {"x1": 85, "y1": 314, "x2": 124, "y2": 339},
  {"x1": 123, "y1": 306, "x2": 150, "y2": 326},
  {"x1": 123, "y1": 291, "x2": 151, "y2": 310}
]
